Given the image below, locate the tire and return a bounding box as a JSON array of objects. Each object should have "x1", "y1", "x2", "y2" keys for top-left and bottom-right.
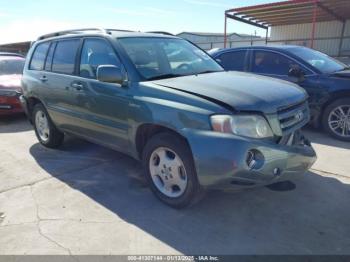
[
  {"x1": 322, "y1": 98, "x2": 350, "y2": 142},
  {"x1": 32, "y1": 103, "x2": 64, "y2": 148},
  {"x1": 142, "y1": 132, "x2": 201, "y2": 208}
]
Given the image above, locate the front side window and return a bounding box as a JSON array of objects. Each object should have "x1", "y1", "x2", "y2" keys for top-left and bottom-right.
[
  {"x1": 29, "y1": 42, "x2": 50, "y2": 71},
  {"x1": 118, "y1": 37, "x2": 223, "y2": 80},
  {"x1": 217, "y1": 50, "x2": 247, "y2": 71},
  {"x1": 252, "y1": 51, "x2": 301, "y2": 76},
  {"x1": 80, "y1": 38, "x2": 121, "y2": 79},
  {"x1": 52, "y1": 39, "x2": 80, "y2": 75},
  {"x1": 0, "y1": 57, "x2": 25, "y2": 75},
  {"x1": 288, "y1": 47, "x2": 347, "y2": 74}
]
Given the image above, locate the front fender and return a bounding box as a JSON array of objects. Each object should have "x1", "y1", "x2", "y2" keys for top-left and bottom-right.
[{"x1": 127, "y1": 95, "x2": 216, "y2": 158}]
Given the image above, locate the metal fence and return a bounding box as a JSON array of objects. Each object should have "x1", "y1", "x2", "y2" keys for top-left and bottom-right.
[{"x1": 193, "y1": 36, "x2": 350, "y2": 57}]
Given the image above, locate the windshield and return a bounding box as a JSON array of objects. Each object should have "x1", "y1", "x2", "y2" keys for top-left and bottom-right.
[
  {"x1": 118, "y1": 37, "x2": 223, "y2": 80},
  {"x1": 0, "y1": 57, "x2": 25, "y2": 76},
  {"x1": 288, "y1": 47, "x2": 347, "y2": 74}
]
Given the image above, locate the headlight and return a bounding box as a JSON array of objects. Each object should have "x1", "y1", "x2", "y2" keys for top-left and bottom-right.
[{"x1": 210, "y1": 114, "x2": 274, "y2": 139}]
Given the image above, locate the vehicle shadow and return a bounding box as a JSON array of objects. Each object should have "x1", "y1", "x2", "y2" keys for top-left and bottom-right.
[
  {"x1": 303, "y1": 127, "x2": 350, "y2": 150},
  {"x1": 0, "y1": 114, "x2": 32, "y2": 133},
  {"x1": 29, "y1": 139, "x2": 350, "y2": 255}
]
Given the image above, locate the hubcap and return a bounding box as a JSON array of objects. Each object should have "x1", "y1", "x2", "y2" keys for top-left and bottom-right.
[
  {"x1": 149, "y1": 147, "x2": 188, "y2": 198},
  {"x1": 35, "y1": 110, "x2": 50, "y2": 142},
  {"x1": 328, "y1": 105, "x2": 350, "y2": 138}
]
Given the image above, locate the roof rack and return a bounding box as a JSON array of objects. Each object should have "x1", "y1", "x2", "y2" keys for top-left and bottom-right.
[
  {"x1": 146, "y1": 31, "x2": 174, "y2": 36},
  {"x1": 37, "y1": 28, "x2": 135, "y2": 41},
  {"x1": 37, "y1": 28, "x2": 106, "y2": 40},
  {"x1": 105, "y1": 29, "x2": 134, "y2": 33},
  {"x1": 37, "y1": 28, "x2": 174, "y2": 41}
]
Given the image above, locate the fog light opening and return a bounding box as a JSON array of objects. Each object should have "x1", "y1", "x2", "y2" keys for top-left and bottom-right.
[
  {"x1": 246, "y1": 149, "x2": 264, "y2": 170},
  {"x1": 274, "y1": 168, "x2": 282, "y2": 177}
]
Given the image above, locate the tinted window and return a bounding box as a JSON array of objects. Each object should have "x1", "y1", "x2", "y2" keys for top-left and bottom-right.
[
  {"x1": 252, "y1": 51, "x2": 300, "y2": 75},
  {"x1": 80, "y1": 38, "x2": 120, "y2": 79},
  {"x1": 45, "y1": 42, "x2": 56, "y2": 71},
  {"x1": 217, "y1": 51, "x2": 247, "y2": 71},
  {"x1": 29, "y1": 42, "x2": 50, "y2": 71},
  {"x1": 52, "y1": 39, "x2": 80, "y2": 74}
]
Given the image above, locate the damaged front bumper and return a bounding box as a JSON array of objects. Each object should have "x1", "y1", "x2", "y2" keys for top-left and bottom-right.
[{"x1": 182, "y1": 128, "x2": 317, "y2": 189}]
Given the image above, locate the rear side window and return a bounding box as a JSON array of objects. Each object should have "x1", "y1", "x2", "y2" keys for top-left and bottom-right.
[
  {"x1": 80, "y1": 38, "x2": 120, "y2": 79},
  {"x1": 217, "y1": 50, "x2": 247, "y2": 71},
  {"x1": 29, "y1": 42, "x2": 50, "y2": 71},
  {"x1": 52, "y1": 39, "x2": 80, "y2": 75},
  {"x1": 45, "y1": 42, "x2": 56, "y2": 71}
]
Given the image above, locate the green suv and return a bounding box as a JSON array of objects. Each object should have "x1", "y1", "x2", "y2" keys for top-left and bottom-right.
[{"x1": 21, "y1": 29, "x2": 316, "y2": 208}]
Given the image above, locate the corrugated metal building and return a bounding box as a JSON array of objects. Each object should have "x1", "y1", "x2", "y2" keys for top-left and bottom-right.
[
  {"x1": 224, "y1": 0, "x2": 350, "y2": 57},
  {"x1": 271, "y1": 20, "x2": 350, "y2": 56}
]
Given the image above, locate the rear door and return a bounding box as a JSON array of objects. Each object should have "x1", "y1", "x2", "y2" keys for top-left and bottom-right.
[
  {"x1": 23, "y1": 41, "x2": 51, "y2": 107},
  {"x1": 42, "y1": 38, "x2": 82, "y2": 131},
  {"x1": 215, "y1": 49, "x2": 249, "y2": 72}
]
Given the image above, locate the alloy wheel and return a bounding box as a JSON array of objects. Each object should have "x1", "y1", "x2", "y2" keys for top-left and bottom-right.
[
  {"x1": 328, "y1": 105, "x2": 350, "y2": 138},
  {"x1": 35, "y1": 110, "x2": 50, "y2": 142},
  {"x1": 149, "y1": 147, "x2": 188, "y2": 198}
]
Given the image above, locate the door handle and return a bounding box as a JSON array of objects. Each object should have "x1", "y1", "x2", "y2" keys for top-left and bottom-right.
[
  {"x1": 71, "y1": 83, "x2": 84, "y2": 91},
  {"x1": 39, "y1": 76, "x2": 47, "y2": 82}
]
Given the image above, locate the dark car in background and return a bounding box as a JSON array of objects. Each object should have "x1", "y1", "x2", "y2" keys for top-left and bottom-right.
[
  {"x1": 0, "y1": 52, "x2": 25, "y2": 115},
  {"x1": 210, "y1": 46, "x2": 350, "y2": 141}
]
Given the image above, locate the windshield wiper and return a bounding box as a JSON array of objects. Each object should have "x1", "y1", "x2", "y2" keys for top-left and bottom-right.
[
  {"x1": 147, "y1": 74, "x2": 183, "y2": 81},
  {"x1": 335, "y1": 66, "x2": 350, "y2": 73},
  {"x1": 195, "y1": 70, "x2": 222, "y2": 75}
]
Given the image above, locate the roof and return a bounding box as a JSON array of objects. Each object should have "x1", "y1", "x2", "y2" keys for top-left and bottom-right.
[
  {"x1": 226, "y1": 0, "x2": 350, "y2": 27},
  {"x1": 209, "y1": 45, "x2": 307, "y2": 54},
  {"x1": 177, "y1": 32, "x2": 259, "y2": 38}
]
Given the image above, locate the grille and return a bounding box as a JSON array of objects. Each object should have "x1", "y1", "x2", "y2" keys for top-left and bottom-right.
[{"x1": 278, "y1": 101, "x2": 309, "y2": 134}]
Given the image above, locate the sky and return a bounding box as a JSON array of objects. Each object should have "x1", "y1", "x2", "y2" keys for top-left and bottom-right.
[{"x1": 0, "y1": 0, "x2": 281, "y2": 44}]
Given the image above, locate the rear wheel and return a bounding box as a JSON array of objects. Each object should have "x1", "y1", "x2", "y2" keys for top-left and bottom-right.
[
  {"x1": 32, "y1": 103, "x2": 64, "y2": 148},
  {"x1": 322, "y1": 98, "x2": 350, "y2": 141},
  {"x1": 142, "y1": 132, "x2": 201, "y2": 208}
]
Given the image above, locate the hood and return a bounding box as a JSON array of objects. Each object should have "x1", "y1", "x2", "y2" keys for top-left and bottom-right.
[
  {"x1": 332, "y1": 70, "x2": 350, "y2": 78},
  {"x1": 152, "y1": 71, "x2": 307, "y2": 114},
  {"x1": 0, "y1": 74, "x2": 22, "y2": 90}
]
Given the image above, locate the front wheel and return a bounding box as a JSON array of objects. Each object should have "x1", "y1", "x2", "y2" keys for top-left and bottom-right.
[
  {"x1": 322, "y1": 98, "x2": 350, "y2": 141},
  {"x1": 142, "y1": 132, "x2": 201, "y2": 208}
]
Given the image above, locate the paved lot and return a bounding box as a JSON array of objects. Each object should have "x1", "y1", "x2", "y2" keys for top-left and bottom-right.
[{"x1": 0, "y1": 115, "x2": 349, "y2": 255}]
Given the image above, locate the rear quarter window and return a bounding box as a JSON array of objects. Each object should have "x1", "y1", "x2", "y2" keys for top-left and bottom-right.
[
  {"x1": 52, "y1": 39, "x2": 80, "y2": 75},
  {"x1": 29, "y1": 42, "x2": 50, "y2": 71}
]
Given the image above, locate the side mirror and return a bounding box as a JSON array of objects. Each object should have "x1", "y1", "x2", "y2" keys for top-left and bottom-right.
[
  {"x1": 288, "y1": 67, "x2": 305, "y2": 82},
  {"x1": 97, "y1": 65, "x2": 124, "y2": 85}
]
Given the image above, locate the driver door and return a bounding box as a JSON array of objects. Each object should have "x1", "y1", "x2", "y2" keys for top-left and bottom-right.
[
  {"x1": 69, "y1": 37, "x2": 131, "y2": 151},
  {"x1": 250, "y1": 50, "x2": 321, "y2": 105}
]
